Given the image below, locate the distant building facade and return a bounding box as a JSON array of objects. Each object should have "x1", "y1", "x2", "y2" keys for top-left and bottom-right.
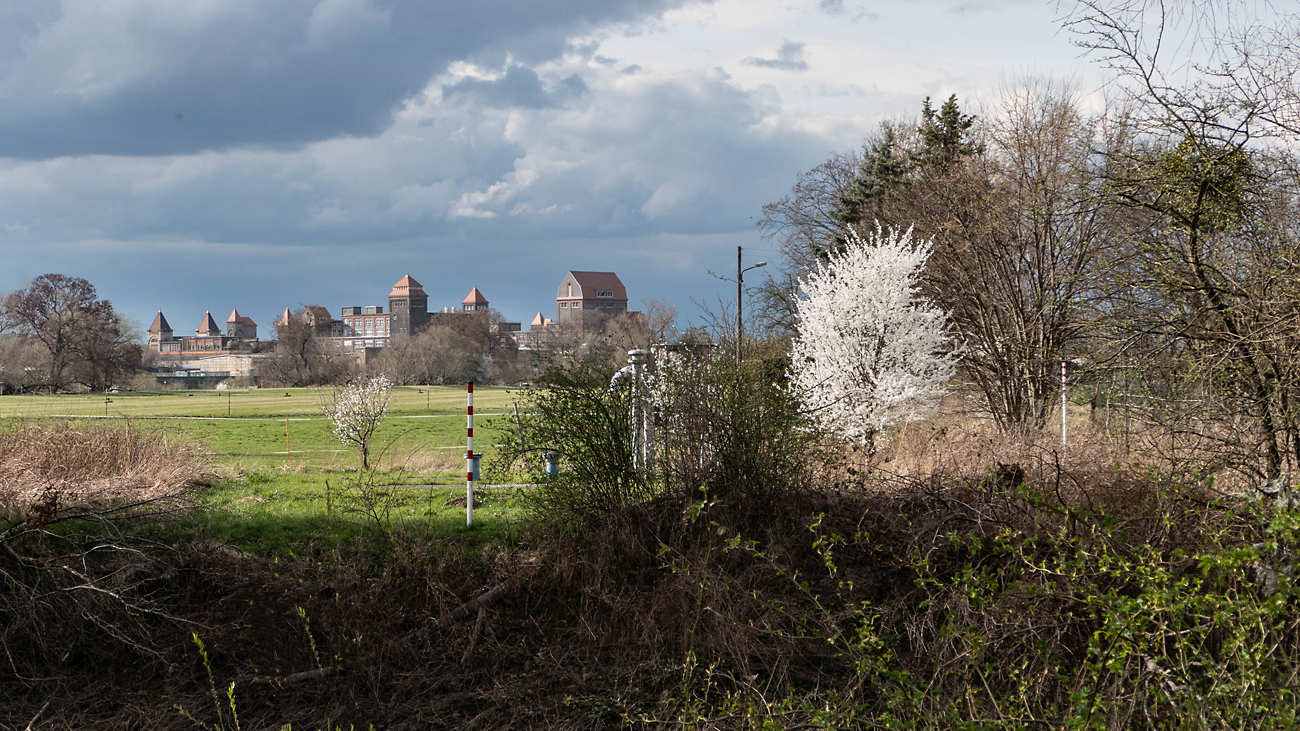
[
  {"x1": 388, "y1": 275, "x2": 429, "y2": 337},
  {"x1": 146, "y1": 269, "x2": 636, "y2": 372},
  {"x1": 150, "y1": 310, "x2": 264, "y2": 357},
  {"x1": 339, "y1": 305, "x2": 391, "y2": 350},
  {"x1": 227, "y1": 309, "x2": 257, "y2": 339},
  {"x1": 556, "y1": 271, "x2": 628, "y2": 329},
  {"x1": 147, "y1": 309, "x2": 268, "y2": 387}
]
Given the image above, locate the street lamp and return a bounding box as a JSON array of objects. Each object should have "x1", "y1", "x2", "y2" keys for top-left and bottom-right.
[{"x1": 737, "y1": 245, "x2": 766, "y2": 363}]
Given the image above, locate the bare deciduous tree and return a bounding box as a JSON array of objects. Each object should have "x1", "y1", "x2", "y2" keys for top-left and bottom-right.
[
  {"x1": 378, "y1": 326, "x2": 491, "y2": 386},
  {"x1": 262, "y1": 306, "x2": 358, "y2": 387},
  {"x1": 761, "y1": 84, "x2": 1118, "y2": 429},
  {"x1": 1, "y1": 273, "x2": 141, "y2": 393}
]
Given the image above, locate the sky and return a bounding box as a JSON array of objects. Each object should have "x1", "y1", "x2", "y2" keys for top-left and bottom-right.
[{"x1": 0, "y1": 0, "x2": 1104, "y2": 335}]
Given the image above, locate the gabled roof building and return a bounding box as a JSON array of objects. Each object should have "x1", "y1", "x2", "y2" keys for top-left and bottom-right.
[
  {"x1": 226, "y1": 309, "x2": 257, "y2": 339},
  {"x1": 556, "y1": 271, "x2": 628, "y2": 328}
]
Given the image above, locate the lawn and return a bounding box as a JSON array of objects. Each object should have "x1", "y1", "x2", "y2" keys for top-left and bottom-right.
[
  {"x1": 1, "y1": 385, "x2": 533, "y2": 556},
  {"x1": 0, "y1": 384, "x2": 521, "y2": 473},
  {"x1": 149, "y1": 471, "x2": 528, "y2": 558}
]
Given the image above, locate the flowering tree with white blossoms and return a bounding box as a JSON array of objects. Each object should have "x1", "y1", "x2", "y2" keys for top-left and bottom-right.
[
  {"x1": 322, "y1": 376, "x2": 392, "y2": 470},
  {"x1": 791, "y1": 226, "x2": 960, "y2": 450}
]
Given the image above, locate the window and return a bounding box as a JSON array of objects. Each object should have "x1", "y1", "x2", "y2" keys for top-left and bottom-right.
[{"x1": 596, "y1": 289, "x2": 614, "y2": 298}]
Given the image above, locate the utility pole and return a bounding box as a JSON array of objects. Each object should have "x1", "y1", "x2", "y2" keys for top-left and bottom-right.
[
  {"x1": 736, "y1": 246, "x2": 766, "y2": 364},
  {"x1": 737, "y1": 246, "x2": 742, "y2": 359}
]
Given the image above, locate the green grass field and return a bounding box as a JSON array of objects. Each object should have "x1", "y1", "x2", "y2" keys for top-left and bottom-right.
[
  {"x1": 2, "y1": 385, "x2": 533, "y2": 555},
  {"x1": 0, "y1": 385, "x2": 521, "y2": 474}
]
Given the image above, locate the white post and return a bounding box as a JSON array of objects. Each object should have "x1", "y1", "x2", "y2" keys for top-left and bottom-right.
[
  {"x1": 629, "y1": 349, "x2": 650, "y2": 469},
  {"x1": 466, "y1": 381, "x2": 474, "y2": 526},
  {"x1": 1061, "y1": 361, "x2": 1067, "y2": 449}
]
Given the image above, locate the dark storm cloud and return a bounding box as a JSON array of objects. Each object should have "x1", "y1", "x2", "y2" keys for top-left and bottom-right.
[
  {"x1": 0, "y1": 0, "x2": 689, "y2": 159},
  {"x1": 743, "y1": 41, "x2": 809, "y2": 71}
]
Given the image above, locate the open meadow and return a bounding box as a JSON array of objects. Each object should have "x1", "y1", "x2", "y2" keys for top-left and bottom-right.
[
  {"x1": 0, "y1": 386, "x2": 531, "y2": 559},
  {"x1": 0, "y1": 385, "x2": 518, "y2": 474}
]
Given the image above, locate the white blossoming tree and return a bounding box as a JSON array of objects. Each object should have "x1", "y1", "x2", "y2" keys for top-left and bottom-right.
[
  {"x1": 791, "y1": 226, "x2": 960, "y2": 450},
  {"x1": 322, "y1": 376, "x2": 392, "y2": 470}
]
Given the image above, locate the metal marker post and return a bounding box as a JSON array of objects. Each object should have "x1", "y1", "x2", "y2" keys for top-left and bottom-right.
[
  {"x1": 1061, "y1": 361, "x2": 1067, "y2": 448},
  {"x1": 466, "y1": 381, "x2": 474, "y2": 526}
]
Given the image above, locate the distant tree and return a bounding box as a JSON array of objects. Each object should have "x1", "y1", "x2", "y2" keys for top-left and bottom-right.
[
  {"x1": 1, "y1": 273, "x2": 140, "y2": 392},
  {"x1": 0, "y1": 334, "x2": 46, "y2": 394},
  {"x1": 601, "y1": 299, "x2": 679, "y2": 358},
  {"x1": 791, "y1": 227, "x2": 960, "y2": 451},
  {"x1": 914, "y1": 94, "x2": 984, "y2": 170},
  {"x1": 322, "y1": 376, "x2": 392, "y2": 470},
  {"x1": 263, "y1": 306, "x2": 357, "y2": 387},
  {"x1": 378, "y1": 326, "x2": 491, "y2": 386},
  {"x1": 69, "y1": 314, "x2": 142, "y2": 393}
]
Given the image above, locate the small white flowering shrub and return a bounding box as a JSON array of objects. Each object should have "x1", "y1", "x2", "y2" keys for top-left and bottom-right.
[
  {"x1": 322, "y1": 376, "x2": 392, "y2": 470},
  {"x1": 791, "y1": 226, "x2": 960, "y2": 449}
]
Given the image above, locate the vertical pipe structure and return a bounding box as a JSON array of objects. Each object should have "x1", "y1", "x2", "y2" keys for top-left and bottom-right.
[
  {"x1": 736, "y1": 245, "x2": 743, "y2": 362},
  {"x1": 285, "y1": 417, "x2": 291, "y2": 469},
  {"x1": 466, "y1": 381, "x2": 474, "y2": 526},
  {"x1": 1061, "y1": 361, "x2": 1068, "y2": 448},
  {"x1": 628, "y1": 350, "x2": 650, "y2": 470}
]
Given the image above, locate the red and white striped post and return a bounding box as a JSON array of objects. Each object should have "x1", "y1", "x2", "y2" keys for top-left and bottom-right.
[
  {"x1": 1061, "y1": 361, "x2": 1068, "y2": 448},
  {"x1": 466, "y1": 381, "x2": 474, "y2": 526}
]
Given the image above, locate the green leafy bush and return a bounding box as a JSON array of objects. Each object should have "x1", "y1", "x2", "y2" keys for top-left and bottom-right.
[{"x1": 497, "y1": 359, "x2": 651, "y2": 525}]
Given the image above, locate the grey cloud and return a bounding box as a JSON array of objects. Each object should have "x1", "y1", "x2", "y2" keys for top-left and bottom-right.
[
  {"x1": 0, "y1": 69, "x2": 816, "y2": 242},
  {"x1": 819, "y1": 0, "x2": 845, "y2": 14},
  {"x1": 0, "y1": 0, "x2": 690, "y2": 159},
  {"x1": 743, "y1": 41, "x2": 809, "y2": 72},
  {"x1": 442, "y1": 67, "x2": 587, "y2": 109}
]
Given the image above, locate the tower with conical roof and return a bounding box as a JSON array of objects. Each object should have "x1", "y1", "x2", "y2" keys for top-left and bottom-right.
[
  {"x1": 388, "y1": 275, "x2": 428, "y2": 336},
  {"x1": 462, "y1": 287, "x2": 489, "y2": 312},
  {"x1": 147, "y1": 311, "x2": 174, "y2": 349},
  {"x1": 196, "y1": 311, "x2": 222, "y2": 337},
  {"x1": 226, "y1": 308, "x2": 258, "y2": 339}
]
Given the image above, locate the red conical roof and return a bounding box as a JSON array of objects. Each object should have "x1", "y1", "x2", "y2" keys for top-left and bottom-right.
[
  {"x1": 462, "y1": 287, "x2": 489, "y2": 305},
  {"x1": 197, "y1": 311, "x2": 221, "y2": 336},
  {"x1": 148, "y1": 311, "x2": 172, "y2": 333},
  {"x1": 389, "y1": 274, "x2": 425, "y2": 298}
]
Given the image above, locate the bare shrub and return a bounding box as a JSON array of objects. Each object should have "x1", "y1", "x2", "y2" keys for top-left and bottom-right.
[{"x1": 0, "y1": 420, "x2": 210, "y2": 517}]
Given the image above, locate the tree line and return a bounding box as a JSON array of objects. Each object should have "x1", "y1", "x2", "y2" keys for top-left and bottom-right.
[{"x1": 759, "y1": 2, "x2": 1300, "y2": 481}]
